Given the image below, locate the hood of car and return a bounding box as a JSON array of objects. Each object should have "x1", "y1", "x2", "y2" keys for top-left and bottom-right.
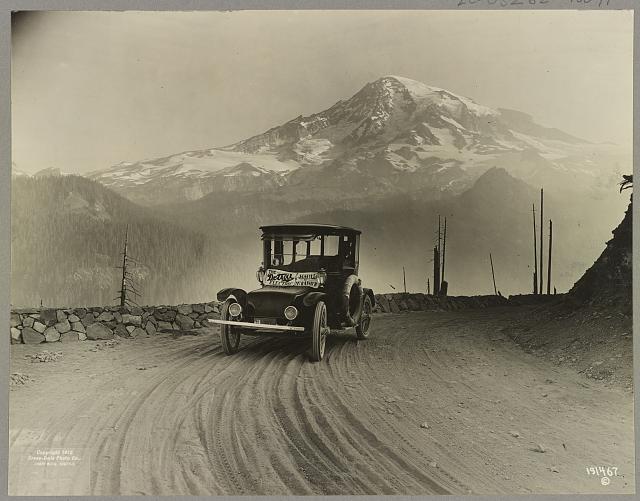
[{"x1": 247, "y1": 286, "x2": 312, "y2": 318}]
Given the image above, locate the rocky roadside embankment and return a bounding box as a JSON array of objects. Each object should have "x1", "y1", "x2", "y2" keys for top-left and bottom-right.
[{"x1": 10, "y1": 302, "x2": 220, "y2": 344}]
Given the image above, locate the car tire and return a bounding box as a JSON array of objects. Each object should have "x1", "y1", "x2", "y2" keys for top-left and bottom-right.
[
  {"x1": 310, "y1": 300, "x2": 329, "y2": 362},
  {"x1": 356, "y1": 295, "x2": 372, "y2": 340},
  {"x1": 220, "y1": 300, "x2": 241, "y2": 355}
]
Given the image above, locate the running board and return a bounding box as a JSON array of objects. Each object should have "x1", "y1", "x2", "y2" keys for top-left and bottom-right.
[{"x1": 208, "y1": 318, "x2": 305, "y2": 332}]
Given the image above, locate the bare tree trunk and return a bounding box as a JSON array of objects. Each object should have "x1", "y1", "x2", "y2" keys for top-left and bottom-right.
[
  {"x1": 490, "y1": 253, "x2": 497, "y2": 296},
  {"x1": 547, "y1": 219, "x2": 552, "y2": 295},
  {"x1": 539, "y1": 188, "x2": 544, "y2": 294}
]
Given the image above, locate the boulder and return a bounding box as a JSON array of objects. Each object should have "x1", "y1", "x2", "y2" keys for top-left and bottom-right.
[
  {"x1": 377, "y1": 295, "x2": 390, "y2": 313},
  {"x1": 32, "y1": 321, "x2": 46, "y2": 333},
  {"x1": 193, "y1": 304, "x2": 204, "y2": 314},
  {"x1": 96, "y1": 311, "x2": 114, "y2": 322},
  {"x1": 44, "y1": 327, "x2": 61, "y2": 342},
  {"x1": 389, "y1": 299, "x2": 400, "y2": 314},
  {"x1": 21, "y1": 327, "x2": 45, "y2": 344},
  {"x1": 175, "y1": 314, "x2": 195, "y2": 330},
  {"x1": 188, "y1": 312, "x2": 199, "y2": 319},
  {"x1": 10, "y1": 327, "x2": 21, "y2": 343},
  {"x1": 122, "y1": 314, "x2": 142, "y2": 326},
  {"x1": 130, "y1": 327, "x2": 147, "y2": 338},
  {"x1": 22, "y1": 317, "x2": 34, "y2": 328},
  {"x1": 77, "y1": 331, "x2": 87, "y2": 341},
  {"x1": 126, "y1": 325, "x2": 136, "y2": 333},
  {"x1": 60, "y1": 332, "x2": 79, "y2": 342},
  {"x1": 67, "y1": 314, "x2": 80, "y2": 323},
  {"x1": 82, "y1": 314, "x2": 95, "y2": 327},
  {"x1": 157, "y1": 321, "x2": 173, "y2": 332},
  {"x1": 113, "y1": 311, "x2": 122, "y2": 323},
  {"x1": 177, "y1": 304, "x2": 193, "y2": 315},
  {"x1": 86, "y1": 323, "x2": 113, "y2": 340},
  {"x1": 56, "y1": 310, "x2": 67, "y2": 322},
  {"x1": 129, "y1": 306, "x2": 143, "y2": 316},
  {"x1": 155, "y1": 309, "x2": 176, "y2": 322},
  {"x1": 145, "y1": 322, "x2": 157, "y2": 336},
  {"x1": 71, "y1": 321, "x2": 85, "y2": 333},
  {"x1": 10, "y1": 312, "x2": 21, "y2": 327},
  {"x1": 40, "y1": 309, "x2": 58, "y2": 326},
  {"x1": 73, "y1": 308, "x2": 87, "y2": 319},
  {"x1": 204, "y1": 305, "x2": 213, "y2": 313},
  {"x1": 54, "y1": 319, "x2": 71, "y2": 334},
  {"x1": 114, "y1": 324, "x2": 130, "y2": 338}
]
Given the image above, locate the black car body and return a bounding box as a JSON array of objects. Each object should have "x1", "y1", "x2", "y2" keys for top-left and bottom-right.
[{"x1": 210, "y1": 224, "x2": 374, "y2": 361}]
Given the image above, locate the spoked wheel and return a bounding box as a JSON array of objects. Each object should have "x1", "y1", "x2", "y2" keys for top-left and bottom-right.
[
  {"x1": 219, "y1": 301, "x2": 241, "y2": 355},
  {"x1": 356, "y1": 295, "x2": 372, "y2": 339},
  {"x1": 310, "y1": 301, "x2": 329, "y2": 362}
]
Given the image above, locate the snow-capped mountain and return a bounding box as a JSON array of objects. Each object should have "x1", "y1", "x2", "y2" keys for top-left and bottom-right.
[{"x1": 88, "y1": 76, "x2": 627, "y2": 205}]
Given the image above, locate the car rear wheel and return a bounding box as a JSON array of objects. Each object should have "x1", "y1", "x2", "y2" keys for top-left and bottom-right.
[
  {"x1": 310, "y1": 301, "x2": 329, "y2": 362},
  {"x1": 356, "y1": 295, "x2": 372, "y2": 339},
  {"x1": 220, "y1": 300, "x2": 241, "y2": 355}
]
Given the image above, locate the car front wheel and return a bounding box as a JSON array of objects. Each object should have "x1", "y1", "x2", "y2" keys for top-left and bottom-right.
[
  {"x1": 310, "y1": 300, "x2": 329, "y2": 362},
  {"x1": 220, "y1": 300, "x2": 241, "y2": 355}
]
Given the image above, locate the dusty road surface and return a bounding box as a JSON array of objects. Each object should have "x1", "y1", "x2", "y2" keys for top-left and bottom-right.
[{"x1": 9, "y1": 307, "x2": 634, "y2": 495}]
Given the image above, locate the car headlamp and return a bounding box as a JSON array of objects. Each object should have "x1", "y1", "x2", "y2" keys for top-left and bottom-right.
[
  {"x1": 284, "y1": 305, "x2": 298, "y2": 321},
  {"x1": 228, "y1": 302, "x2": 242, "y2": 317},
  {"x1": 256, "y1": 266, "x2": 265, "y2": 284}
]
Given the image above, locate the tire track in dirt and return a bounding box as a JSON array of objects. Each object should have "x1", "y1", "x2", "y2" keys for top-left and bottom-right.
[{"x1": 9, "y1": 309, "x2": 635, "y2": 495}]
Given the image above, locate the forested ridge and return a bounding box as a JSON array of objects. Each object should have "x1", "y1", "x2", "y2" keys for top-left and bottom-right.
[{"x1": 11, "y1": 176, "x2": 236, "y2": 307}]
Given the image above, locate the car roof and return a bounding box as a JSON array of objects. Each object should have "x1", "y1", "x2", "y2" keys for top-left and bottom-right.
[{"x1": 260, "y1": 224, "x2": 361, "y2": 236}]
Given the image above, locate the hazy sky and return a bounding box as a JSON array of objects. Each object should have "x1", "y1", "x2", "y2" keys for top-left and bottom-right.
[{"x1": 12, "y1": 10, "x2": 633, "y2": 175}]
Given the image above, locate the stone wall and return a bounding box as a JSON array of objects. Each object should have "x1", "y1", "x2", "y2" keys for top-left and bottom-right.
[
  {"x1": 9, "y1": 302, "x2": 221, "y2": 344},
  {"x1": 374, "y1": 293, "x2": 510, "y2": 313}
]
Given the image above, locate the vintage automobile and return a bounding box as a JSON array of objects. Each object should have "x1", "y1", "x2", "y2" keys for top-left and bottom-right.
[{"x1": 209, "y1": 224, "x2": 374, "y2": 361}]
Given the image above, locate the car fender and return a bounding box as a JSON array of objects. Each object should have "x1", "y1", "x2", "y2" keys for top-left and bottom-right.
[
  {"x1": 216, "y1": 288, "x2": 247, "y2": 305},
  {"x1": 302, "y1": 291, "x2": 328, "y2": 308}
]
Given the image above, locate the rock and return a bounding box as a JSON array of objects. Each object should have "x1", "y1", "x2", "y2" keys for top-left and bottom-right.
[
  {"x1": 389, "y1": 299, "x2": 400, "y2": 314},
  {"x1": 73, "y1": 308, "x2": 87, "y2": 319},
  {"x1": 130, "y1": 327, "x2": 147, "y2": 338},
  {"x1": 177, "y1": 304, "x2": 193, "y2": 315},
  {"x1": 10, "y1": 313, "x2": 21, "y2": 327},
  {"x1": 510, "y1": 431, "x2": 520, "y2": 438},
  {"x1": 175, "y1": 314, "x2": 195, "y2": 330},
  {"x1": 155, "y1": 309, "x2": 176, "y2": 322},
  {"x1": 10, "y1": 327, "x2": 21, "y2": 343},
  {"x1": 189, "y1": 312, "x2": 199, "y2": 319},
  {"x1": 145, "y1": 322, "x2": 157, "y2": 336},
  {"x1": 40, "y1": 309, "x2": 58, "y2": 326},
  {"x1": 114, "y1": 324, "x2": 130, "y2": 338},
  {"x1": 96, "y1": 311, "x2": 114, "y2": 322},
  {"x1": 67, "y1": 314, "x2": 80, "y2": 323},
  {"x1": 22, "y1": 317, "x2": 34, "y2": 328},
  {"x1": 21, "y1": 327, "x2": 45, "y2": 344},
  {"x1": 71, "y1": 321, "x2": 85, "y2": 333},
  {"x1": 194, "y1": 321, "x2": 202, "y2": 328},
  {"x1": 204, "y1": 305, "x2": 213, "y2": 313},
  {"x1": 171, "y1": 322, "x2": 179, "y2": 330},
  {"x1": 54, "y1": 319, "x2": 71, "y2": 334},
  {"x1": 531, "y1": 443, "x2": 546, "y2": 453},
  {"x1": 77, "y1": 331, "x2": 87, "y2": 341},
  {"x1": 122, "y1": 314, "x2": 142, "y2": 326},
  {"x1": 32, "y1": 321, "x2": 46, "y2": 333},
  {"x1": 60, "y1": 331, "x2": 79, "y2": 342},
  {"x1": 56, "y1": 310, "x2": 67, "y2": 322},
  {"x1": 82, "y1": 314, "x2": 95, "y2": 327},
  {"x1": 86, "y1": 323, "x2": 114, "y2": 340},
  {"x1": 113, "y1": 311, "x2": 122, "y2": 323},
  {"x1": 126, "y1": 325, "x2": 136, "y2": 333},
  {"x1": 420, "y1": 422, "x2": 430, "y2": 429},
  {"x1": 157, "y1": 321, "x2": 173, "y2": 331},
  {"x1": 429, "y1": 461, "x2": 438, "y2": 468},
  {"x1": 193, "y1": 304, "x2": 204, "y2": 314},
  {"x1": 129, "y1": 306, "x2": 143, "y2": 316},
  {"x1": 44, "y1": 327, "x2": 61, "y2": 342}
]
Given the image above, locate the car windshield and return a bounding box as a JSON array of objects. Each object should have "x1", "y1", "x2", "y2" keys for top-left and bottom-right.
[{"x1": 262, "y1": 233, "x2": 357, "y2": 273}]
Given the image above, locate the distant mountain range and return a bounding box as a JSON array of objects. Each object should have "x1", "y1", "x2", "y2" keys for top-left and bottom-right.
[
  {"x1": 85, "y1": 76, "x2": 628, "y2": 206},
  {"x1": 11, "y1": 76, "x2": 631, "y2": 303}
]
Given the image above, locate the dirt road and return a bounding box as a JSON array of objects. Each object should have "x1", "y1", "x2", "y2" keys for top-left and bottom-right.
[{"x1": 9, "y1": 308, "x2": 634, "y2": 495}]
